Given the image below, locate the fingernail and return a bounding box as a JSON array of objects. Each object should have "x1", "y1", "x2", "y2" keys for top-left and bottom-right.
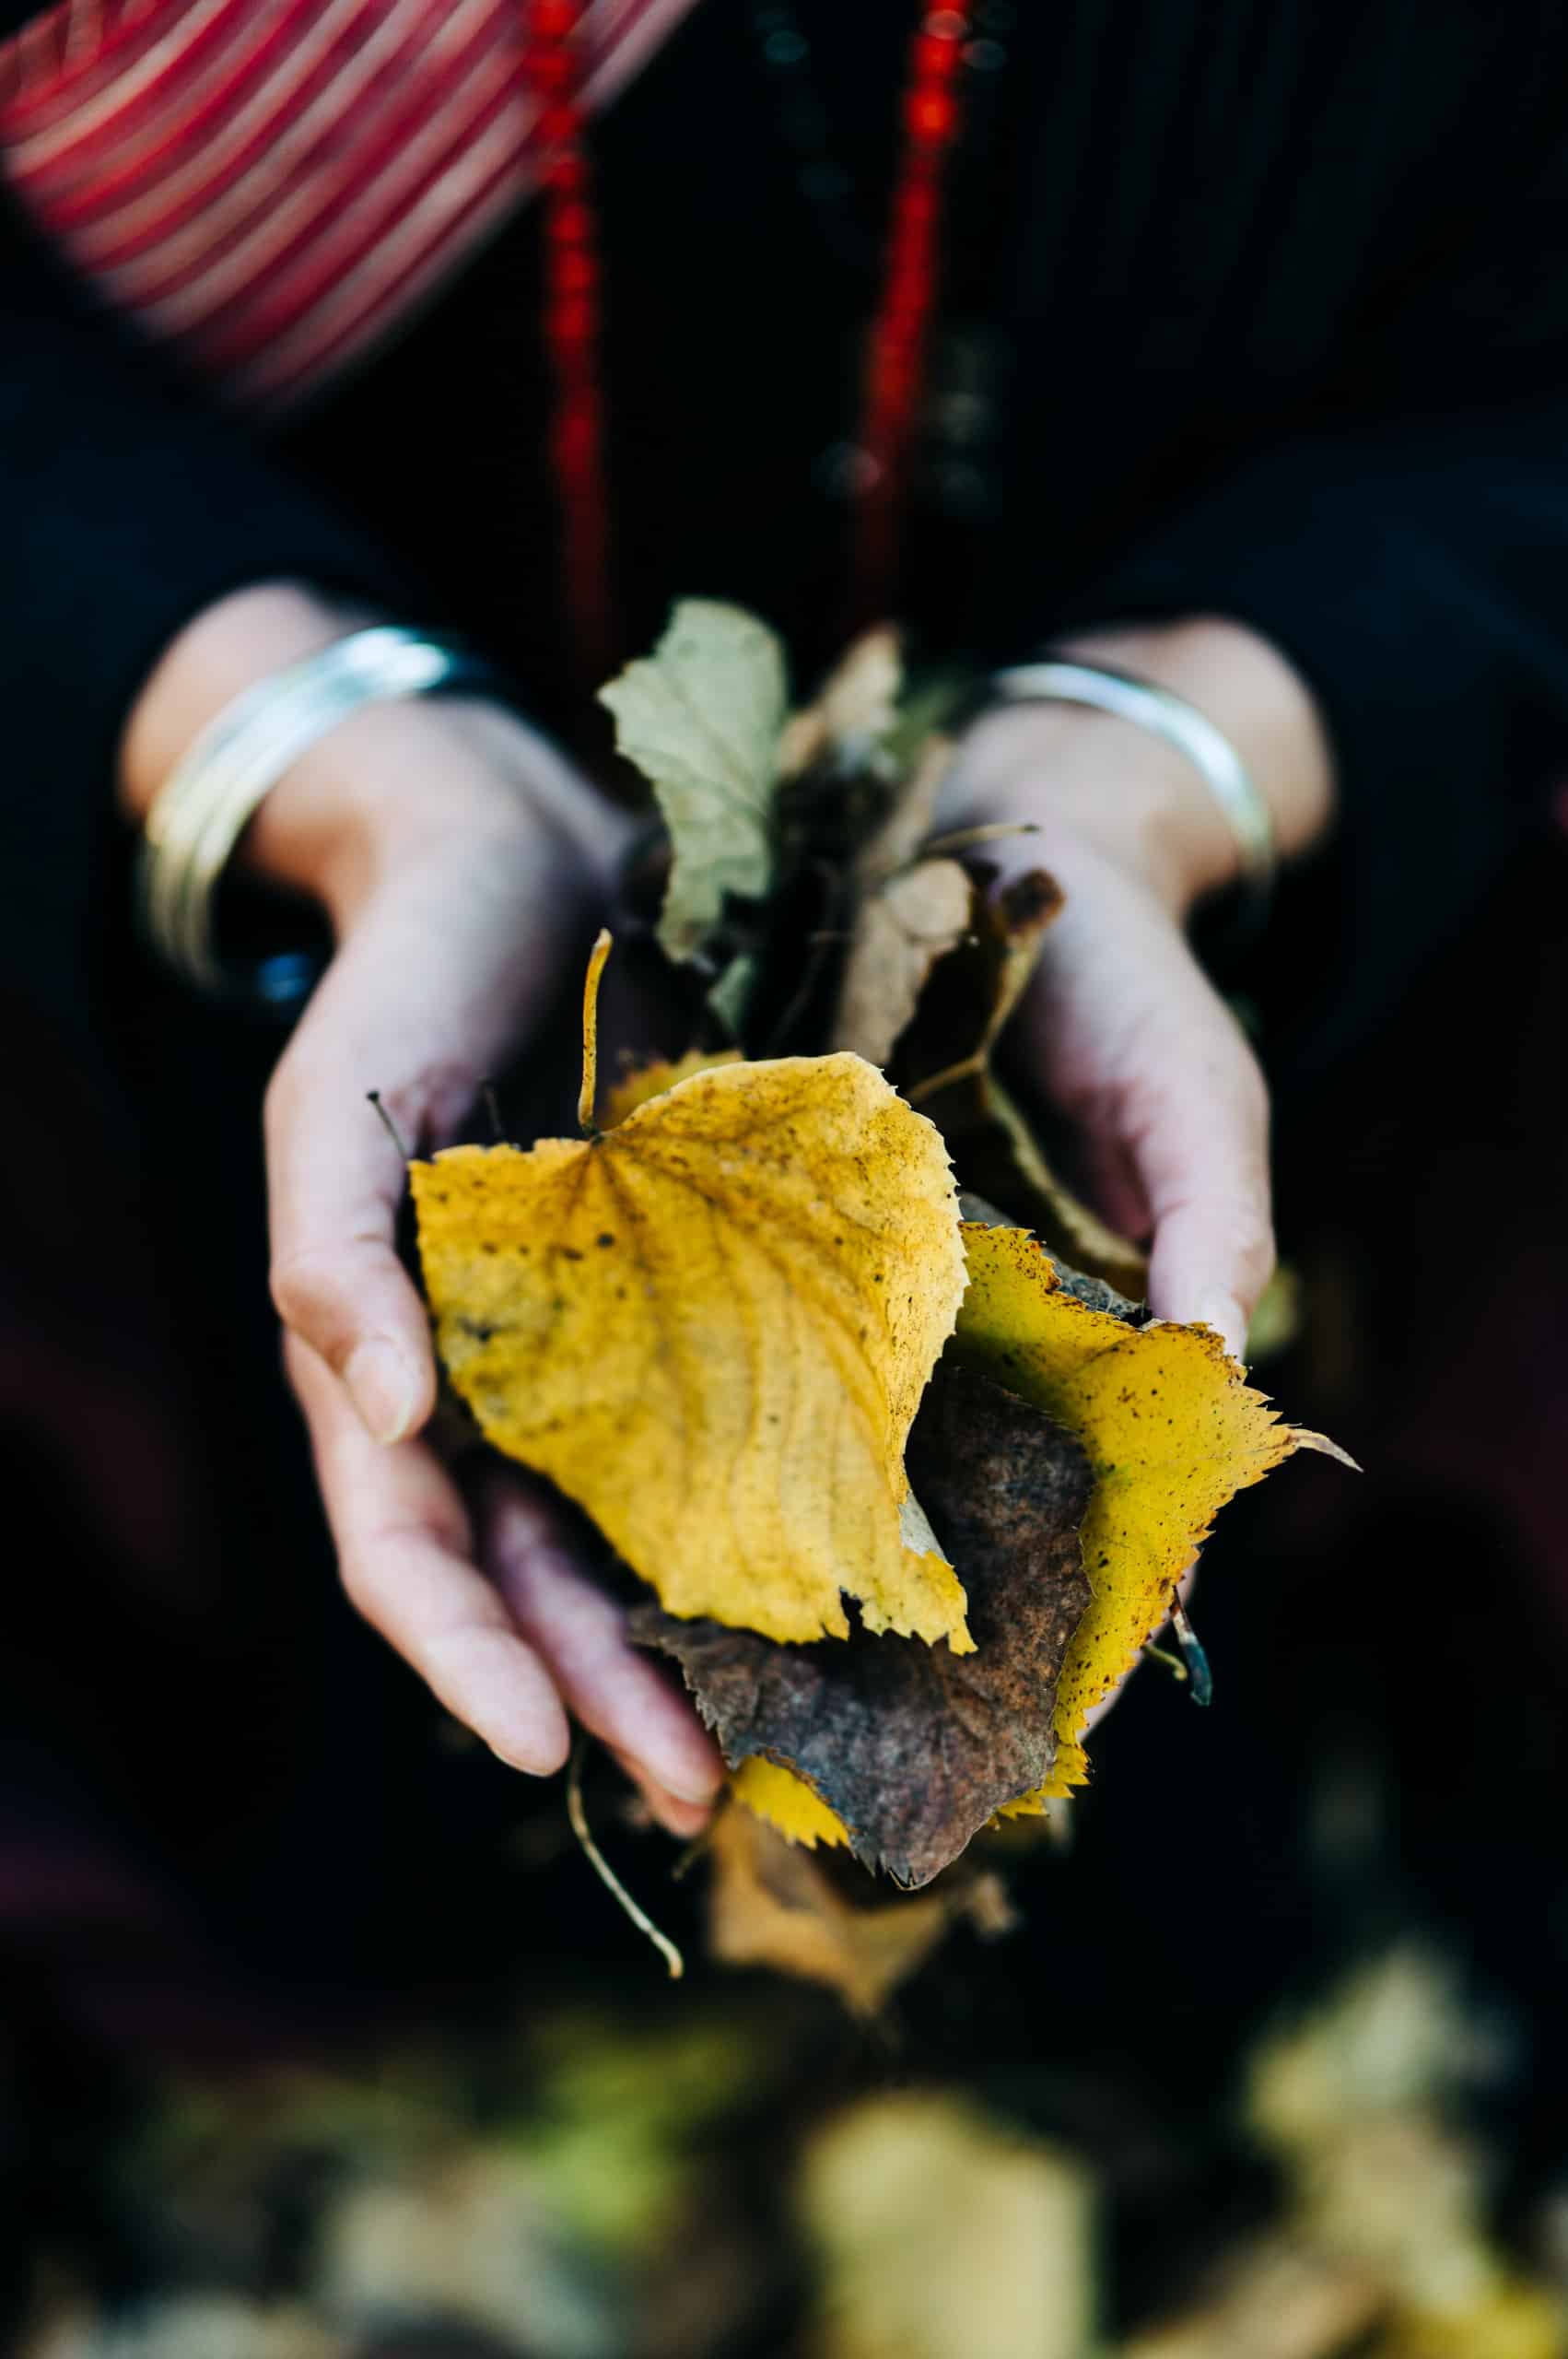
[
  {"x1": 659, "y1": 1764, "x2": 724, "y2": 1809},
  {"x1": 345, "y1": 1338, "x2": 418, "y2": 1443},
  {"x1": 614, "y1": 1745, "x2": 720, "y2": 1812}
]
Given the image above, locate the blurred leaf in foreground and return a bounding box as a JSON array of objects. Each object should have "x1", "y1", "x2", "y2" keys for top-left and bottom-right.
[
  {"x1": 705, "y1": 1806, "x2": 1011, "y2": 2017},
  {"x1": 798, "y1": 2089, "x2": 1095, "y2": 2359}
]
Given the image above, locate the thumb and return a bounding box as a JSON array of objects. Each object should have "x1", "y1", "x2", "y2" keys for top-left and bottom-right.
[{"x1": 264, "y1": 949, "x2": 450, "y2": 1448}]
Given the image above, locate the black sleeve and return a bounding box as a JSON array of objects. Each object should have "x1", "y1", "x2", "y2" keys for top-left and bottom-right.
[
  {"x1": 1056, "y1": 139, "x2": 1568, "y2": 1074},
  {"x1": 0, "y1": 196, "x2": 414, "y2": 1035}
]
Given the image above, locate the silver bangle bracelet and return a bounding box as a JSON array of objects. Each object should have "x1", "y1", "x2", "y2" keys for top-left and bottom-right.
[
  {"x1": 136, "y1": 625, "x2": 490, "y2": 1006},
  {"x1": 987, "y1": 658, "x2": 1278, "y2": 926}
]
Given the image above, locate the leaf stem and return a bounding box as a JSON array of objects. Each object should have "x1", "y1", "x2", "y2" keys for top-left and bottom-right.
[
  {"x1": 920, "y1": 818, "x2": 1041, "y2": 858},
  {"x1": 367, "y1": 1090, "x2": 412, "y2": 1161},
  {"x1": 566, "y1": 1732, "x2": 685, "y2": 1978},
  {"x1": 578, "y1": 929, "x2": 613, "y2": 1135}
]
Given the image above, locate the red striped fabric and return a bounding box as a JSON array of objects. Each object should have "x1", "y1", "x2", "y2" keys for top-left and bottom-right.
[{"x1": 0, "y1": 0, "x2": 696, "y2": 410}]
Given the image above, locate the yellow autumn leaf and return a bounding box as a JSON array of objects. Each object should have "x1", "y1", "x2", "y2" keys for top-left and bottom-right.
[
  {"x1": 954, "y1": 1224, "x2": 1348, "y2": 1782},
  {"x1": 601, "y1": 1047, "x2": 741, "y2": 1129},
  {"x1": 411, "y1": 1051, "x2": 972, "y2": 1648},
  {"x1": 731, "y1": 1757, "x2": 851, "y2": 1850}
]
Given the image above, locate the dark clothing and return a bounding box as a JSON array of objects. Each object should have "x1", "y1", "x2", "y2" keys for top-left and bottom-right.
[{"x1": 4, "y1": 0, "x2": 1568, "y2": 1050}]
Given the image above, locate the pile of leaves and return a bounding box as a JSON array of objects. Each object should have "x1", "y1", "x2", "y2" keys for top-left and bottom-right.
[
  {"x1": 408, "y1": 602, "x2": 1348, "y2": 2001},
  {"x1": 14, "y1": 1950, "x2": 1567, "y2": 2356}
]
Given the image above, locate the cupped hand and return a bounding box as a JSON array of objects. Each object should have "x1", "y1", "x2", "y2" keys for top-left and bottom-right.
[
  {"x1": 942, "y1": 617, "x2": 1334, "y2": 1357},
  {"x1": 122, "y1": 586, "x2": 724, "y2": 1833},
  {"x1": 935, "y1": 618, "x2": 1337, "y2": 1727},
  {"x1": 1004, "y1": 839, "x2": 1273, "y2": 1359}
]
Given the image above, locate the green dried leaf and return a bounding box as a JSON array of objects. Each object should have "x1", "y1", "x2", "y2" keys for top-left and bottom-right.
[{"x1": 599, "y1": 600, "x2": 788, "y2": 965}]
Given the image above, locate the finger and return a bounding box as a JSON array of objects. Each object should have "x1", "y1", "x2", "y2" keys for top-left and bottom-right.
[
  {"x1": 264, "y1": 871, "x2": 526, "y2": 1445},
  {"x1": 287, "y1": 1332, "x2": 570, "y2": 1774},
  {"x1": 482, "y1": 1479, "x2": 724, "y2": 1832},
  {"x1": 266, "y1": 840, "x2": 586, "y2": 1445},
  {"x1": 1071, "y1": 1128, "x2": 1153, "y2": 1247},
  {"x1": 608, "y1": 1749, "x2": 720, "y2": 1841},
  {"x1": 266, "y1": 960, "x2": 440, "y2": 1446},
  {"x1": 1126, "y1": 992, "x2": 1275, "y2": 1358}
]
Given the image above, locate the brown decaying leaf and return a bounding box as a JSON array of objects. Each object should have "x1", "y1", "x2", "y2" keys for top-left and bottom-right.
[
  {"x1": 777, "y1": 625, "x2": 903, "y2": 780},
  {"x1": 704, "y1": 1804, "x2": 1013, "y2": 2016},
  {"x1": 895, "y1": 863, "x2": 1151, "y2": 1298},
  {"x1": 849, "y1": 734, "x2": 955, "y2": 883},
  {"x1": 830, "y1": 854, "x2": 974, "y2": 1068},
  {"x1": 634, "y1": 1361, "x2": 1093, "y2": 1887},
  {"x1": 954, "y1": 1222, "x2": 1355, "y2": 1796}
]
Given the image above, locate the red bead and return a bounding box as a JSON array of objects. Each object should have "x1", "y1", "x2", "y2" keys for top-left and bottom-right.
[
  {"x1": 547, "y1": 296, "x2": 597, "y2": 349},
  {"x1": 538, "y1": 103, "x2": 580, "y2": 147},
  {"x1": 904, "y1": 87, "x2": 957, "y2": 143},
  {"x1": 913, "y1": 31, "x2": 963, "y2": 78},
  {"x1": 542, "y1": 149, "x2": 589, "y2": 193},
  {"x1": 886, "y1": 265, "x2": 929, "y2": 311},
  {"x1": 532, "y1": 0, "x2": 580, "y2": 31},
  {"x1": 886, "y1": 216, "x2": 933, "y2": 267},
  {"x1": 527, "y1": 43, "x2": 577, "y2": 93},
  {"x1": 553, "y1": 247, "x2": 599, "y2": 295},
  {"x1": 548, "y1": 197, "x2": 594, "y2": 247},
  {"x1": 870, "y1": 350, "x2": 916, "y2": 401},
  {"x1": 554, "y1": 410, "x2": 602, "y2": 472}
]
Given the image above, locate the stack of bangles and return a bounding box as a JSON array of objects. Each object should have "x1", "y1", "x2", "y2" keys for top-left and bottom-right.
[
  {"x1": 135, "y1": 625, "x2": 495, "y2": 1006},
  {"x1": 135, "y1": 630, "x2": 1277, "y2": 1012}
]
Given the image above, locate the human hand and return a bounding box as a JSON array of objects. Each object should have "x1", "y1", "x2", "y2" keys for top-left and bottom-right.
[
  {"x1": 121, "y1": 585, "x2": 724, "y2": 1834},
  {"x1": 942, "y1": 616, "x2": 1336, "y2": 1358}
]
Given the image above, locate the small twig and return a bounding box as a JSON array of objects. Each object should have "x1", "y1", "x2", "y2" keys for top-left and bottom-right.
[
  {"x1": 578, "y1": 928, "x2": 613, "y2": 1134},
  {"x1": 920, "y1": 819, "x2": 1041, "y2": 858},
  {"x1": 567, "y1": 1734, "x2": 685, "y2": 1978},
  {"x1": 367, "y1": 1090, "x2": 412, "y2": 1161},
  {"x1": 906, "y1": 1052, "x2": 984, "y2": 1106},
  {"x1": 1170, "y1": 1599, "x2": 1214, "y2": 1708},
  {"x1": 481, "y1": 1080, "x2": 506, "y2": 1143}
]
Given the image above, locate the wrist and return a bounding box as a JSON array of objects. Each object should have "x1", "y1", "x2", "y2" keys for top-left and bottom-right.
[
  {"x1": 271, "y1": 693, "x2": 627, "y2": 929},
  {"x1": 119, "y1": 580, "x2": 375, "y2": 825},
  {"x1": 951, "y1": 616, "x2": 1335, "y2": 920},
  {"x1": 951, "y1": 696, "x2": 1235, "y2": 919},
  {"x1": 122, "y1": 583, "x2": 624, "y2": 937},
  {"x1": 1048, "y1": 616, "x2": 1335, "y2": 870}
]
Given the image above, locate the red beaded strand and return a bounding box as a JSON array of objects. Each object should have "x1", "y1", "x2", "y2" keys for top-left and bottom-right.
[
  {"x1": 522, "y1": 1, "x2": 979, "y2": 675},
  {"x1": 528, "y1": 0, "x2": 614, "y2": 683},
  {"x1": 848, "y1": 1, "x2": 977, "y2": 628}
]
